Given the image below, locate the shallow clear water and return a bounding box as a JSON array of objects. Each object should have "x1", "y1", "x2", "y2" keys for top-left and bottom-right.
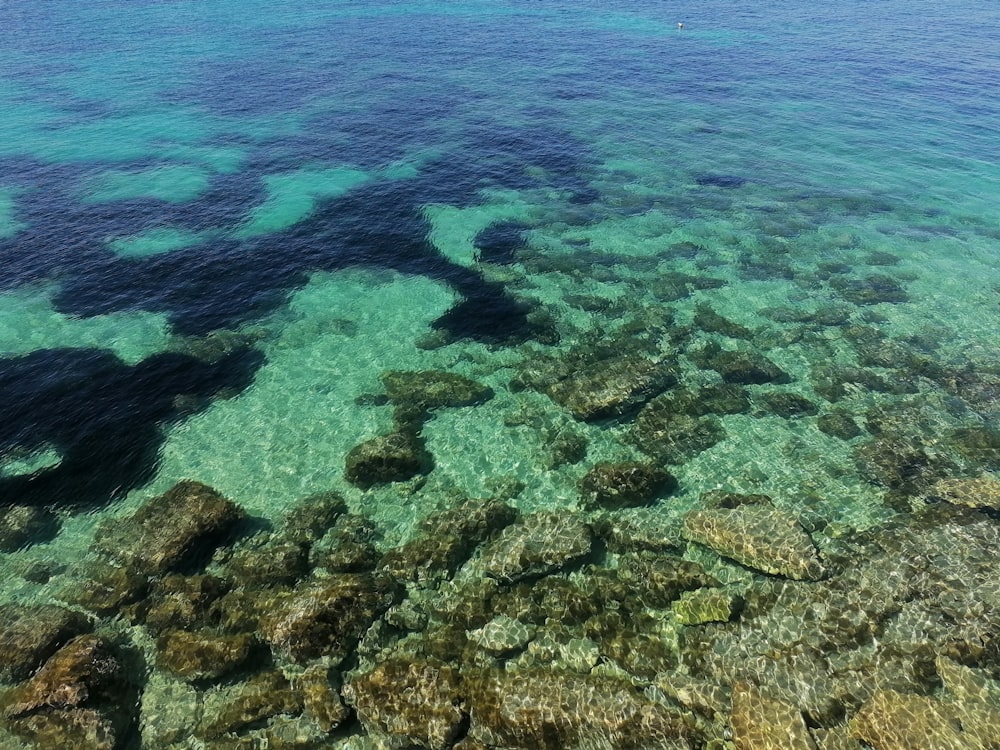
[{"x1": 2, "y1": 1, "x2": 1000, "y2": 747}]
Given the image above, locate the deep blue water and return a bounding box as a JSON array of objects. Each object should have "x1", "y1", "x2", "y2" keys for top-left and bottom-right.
[{"x1": 1, "y1": 2, "x2": 1000, "y2": 744}]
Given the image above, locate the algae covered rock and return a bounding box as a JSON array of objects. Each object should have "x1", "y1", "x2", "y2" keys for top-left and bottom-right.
[
  {"x1": 758, "y1": 391, "x2": 818, "y2": 419},
  {"x1": 580, "y1": 461, "x2": 677, "y2": 510},
  {"x1": 156, "y1": 629, "x2": 254, "y2": 681},
  {"x1": 616, "y1": 552, "x2": 720, "y2": 609},
  {"x1": 479, "y1": 511, "x2": 592, "y2": 583},
  {"x1": 5, "y1": 708, "x2": 118, "y2": 750},
  {"x1": 221, "y1": 538, "x2": 310, "y2": 588},
  {"x1": 673, "y1": 588, "x2": 738, "y2": 625},
  {"x1": 299, "y1": 664, "x2": 350, "y2": 733},
  {"x1": 830, "y1": 273, "x2": 909, "y2": 305},
  {"x1": 931, "y1": 474, "x2": 1000, "y2": 510},
  {"x1": 196, "y1": 669, "x2": 303, "y2": 739},
  {"x1": 381, "y1": 497, "x2": 518, "y2": 583},
  {"x1": 544, "y1": 354, "x2": 678, "y2": 422},
  {"x1": 279, "y1": 490, "x2": 348, "y2": 545},
  {"x1": 382, "y1": 369, "x2": 494, "y2": 423},
  {"x1": 2, "y1": 634, "x2": 135, "y2": 750},
  {"x1": 626, "y1": 408, "x2": 727, "y2": 465},
  {"x1": 468, "y1": 614, "x2": 536, "y2": 657},
  {"x1": 466, "y1": 670, "x2": 698, "y2": 749},
  {"x1": 849, "y1": 689, "x2": 974, "y2": 749},
  {"x1": 344, "y1": 428, "x2": 432, "y2": 488},
  {"x1": 817, "y1": 412, "x2": 862, "y2": 440},
  {"x1": 261, "y1": 574, "x2": 397, "y2": 664},
  {"x1": 141, "y1": 573, "x2": 227, "y2": 633},
  {"x1": 311, "y1": 514, "x2": 381, "y2": 573},
  {"x1": 344, "y1": 659, "x2": 466, "y2": 750},
  {"x1": 3, "y1": 634, "x2": 119, "y2": 718},
  {"x1": 0, "y1": 505, "x2": 60, "y2": 552},
  {"x1": 683, "y1": 506, "x2": 825, "y2": 580},
  {"x1": 730, "y1": 682, "x2": 816, "y2": 750},
  {"x1": 93, "y1": 480, "x2": 245, "y2": 575},
  {"x1": 688, "y1": 343, "x2": 789, "y2": 385},
  {"x1": 60, "y1": 561, "x2": 149, "y2": 616},
  {"x1": 0, "y1": 603, "x2": 91, "y2": 682}
]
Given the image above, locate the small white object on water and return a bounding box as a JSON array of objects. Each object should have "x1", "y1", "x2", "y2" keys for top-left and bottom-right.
[{"x1": 678, "y1": 21, "x2": 684, "y2": 29}]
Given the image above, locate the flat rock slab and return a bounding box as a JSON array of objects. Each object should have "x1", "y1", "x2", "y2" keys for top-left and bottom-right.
[
  {"x1": 544, "y1": 355, "x2": 676, "y2": 422},
  {"x1": 683, "y1": 506, "x2": 824, "y2": 581},
  {"x1": 730, "y1": 682, "x2": 817, "y2": 750},
  {"x1": 94, "y1": 480, "x2": 245, "y2": 575},
  {"x1": 933, "y1": 475, "x2": 1000, "y2": 510},
  {"x1": 849, "y1": 689, "x2": 991, "y2": 750},
  {"x1": 478, "y1": 512, "x2": 592, "y2": 582}
]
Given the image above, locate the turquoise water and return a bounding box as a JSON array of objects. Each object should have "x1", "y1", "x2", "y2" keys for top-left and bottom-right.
[{"x1": 2, "y1": 1, "x2": 1000, "y2": 747}]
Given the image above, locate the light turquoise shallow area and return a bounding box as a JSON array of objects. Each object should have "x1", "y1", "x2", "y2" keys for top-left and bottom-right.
[{"x1": 1, "y1": 1, "x2": 1000, "y2": 747}]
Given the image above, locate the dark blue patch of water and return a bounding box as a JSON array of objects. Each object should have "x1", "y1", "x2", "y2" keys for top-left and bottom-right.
[{"x1": 0, "y1": 346, "x2": 263, "y2": 508}]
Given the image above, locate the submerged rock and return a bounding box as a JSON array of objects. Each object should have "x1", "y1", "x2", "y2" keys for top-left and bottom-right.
[
  {"x1": 817, "y1": 411, "x2": 863, "y2": 440},
  {"x1": 156, "y1": 629, "x2": 254, "y2": 682},
  {"x1": 344, "y1": 659, "x2": 466, "y2": 750},
  {"x1": 5, "y1": 708, "x2": 118, "y2": 750},
  {"x1": 299, "y1": 664, "x2": 351, "y2": 733},
  {"x1": 626, "y1": 408, "x2": 727, "y2": 465},
  {"x1": 468, "y1": 614, "x2": 536, "y2": 657},
  {"x1": 757, "y1": 391, "x2": 818, "y2": 418},
  {"x1": 673, "y1": 588, "x2": 738, "y2": 625},
  {"x1": 61, "y1": 561, "x2": 149, "y2": 616},
  {"x1": 311, "y1": 514, "x2": 381, "y2": 573},
  {"x1": 730, "y1": 682, "x2": 816, "y2": 750},
  {"x1": 344, "y1": 428, "x2": 432, "y2": 488},
  {"x1": 478, "y1": 511, "x2": 592, "y2": 583},
  {"x1": 2, "y1": 635, "x2": 119, "y2": 718},
  {"x1": 830, "y1": 274, "x2": 909, "y2": 305},
  {"x1": 466, "y1": 670, "x2": 697, "y2": 749},
  {"x1": 382, "y1": 369, "x2": 494, "y2": 424},
  {"x1": 221, "y1": 538, "x2": 310, "y2": 588},
  {"x1": 261, "y1": 574, "x2": 397, "y2": 664},
  {"x1": 0, "y1": 505, "x2": 60, "y2": 552},
  {"x1": 693, "y1": 304, "x2": 753, "y2": 339},
  {"x1": 580, "y1": 461, "x2": 677, "y2": 510},
  {"x1": 931, "y1": 475, "x2": 1000, "y2": 510},
  {"x1": 849, "y1": 689, "x2": 977, "y2": 749},
  {"x1": 93, "y1": 480, "x2": 245, "y2": 575},
  {"x1": 141, "y1": 573, "x2": 227, "y2": 634},
  {"x1": 2, "y1": 634, "x2": 134, "y2": 750},
  {"x1": 279, "y1": 490, "x2": 348, "y2": 545},
  {"x1": 689, "y1": 344, "x2": 790, "y2": 385},
  {"x1": 543, "y1": 355, "x2": 678, "y2": 422},
  {"x1": 616, "y1": 552, "x2": 720, "y2": 609},
  {"x1": 0, "y1": 604, "x2": 91, "y2": 682},
  {"x1": 196, "y1": 670, "x2": 302, "y2": 740},
  {"x1": 683, "y1": 506, "x2": 825, "y2": 581},
  {"x1": 380, "y1": 497, "x2": 518, "y2": 584}
]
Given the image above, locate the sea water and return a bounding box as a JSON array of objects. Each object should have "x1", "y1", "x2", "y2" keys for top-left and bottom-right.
[{"x1": 1, "y1": 0, "x2": 999, "y2": 747}]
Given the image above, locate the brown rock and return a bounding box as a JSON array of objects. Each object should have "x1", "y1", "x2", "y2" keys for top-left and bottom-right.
[
  {"x1": 3, "y1": 634, "x2": 119, "y2": 718},
  {"x1": 849, "y1": 689, "x2": 974, "y2": 750},
  {"x1": 580, "y1": 461, "x2": 677, "y2": 509},
  {"x1": 261, "y1": 574, "x2": 396, "y2": 664},
  {"x1": 299, "y1": 665, "x2": 350, "y2": 732},
  {"x1": 93, "y1": 480, "x2": 245, "y2": 575},
  {"x1": 730, "y1": 682, "x2": 816, "y2": 750},
  {"x1": 197, "y1": 670, "x2": 303, "y2": 739},
  {"x1": 478, "y1": 511, "x2": 592, "y2": 583},
  {"x1": 932, "y1": 475, "x2": 1000, "y2": 510},
  {"x1": 156, "y1": 629, "x2": 254, "y2": 681},
  {"x1": 683, "y1": 506, "x2": 824, "y2": 580},
  {"x1": 0, "y1": 603, "x2": 91, "y2": 682},
  {"x1": 343, "y1": 659, "x2": 466, "y2": 750}
]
